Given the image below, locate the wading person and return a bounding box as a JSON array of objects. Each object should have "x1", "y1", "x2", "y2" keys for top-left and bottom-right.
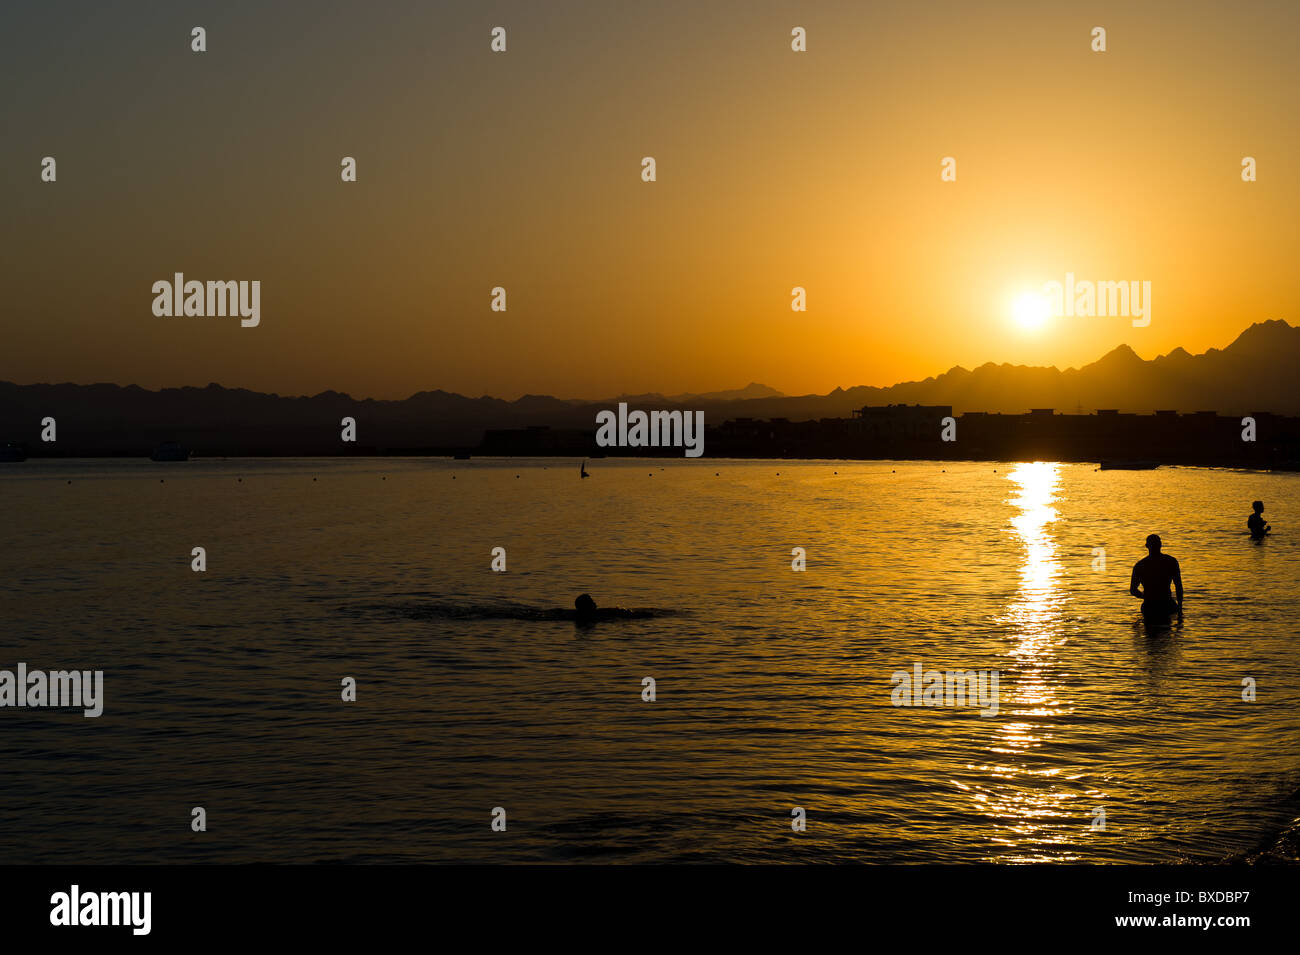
[
  {"x1": 1247, "y1": 500, "x2": 1270, "y2": 539},
  {"x1": 1130, "y1": 534, "x2": 1183, "y2": 617}
]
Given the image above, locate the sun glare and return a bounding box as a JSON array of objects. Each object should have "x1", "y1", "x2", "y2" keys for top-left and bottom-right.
[{"x1": 1012, "y1": 291, "x2": 1051, "y2": 331}]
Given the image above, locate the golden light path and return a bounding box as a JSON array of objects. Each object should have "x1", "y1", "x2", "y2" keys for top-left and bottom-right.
[{"x1": 978, "y1": 463, "x2": 1091, "y2": 861}]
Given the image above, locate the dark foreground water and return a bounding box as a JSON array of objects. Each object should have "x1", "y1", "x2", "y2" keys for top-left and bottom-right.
[{"x1": 1, "y1": 457, "x2": 1298, "y2": 863}]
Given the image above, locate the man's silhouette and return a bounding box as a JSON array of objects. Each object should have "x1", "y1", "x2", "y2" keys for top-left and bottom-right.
[
  {"x1": 1130, "y1": 534, "x2": 1183, "y2": 615},
  {"x1": 1247, "y1": 500, "x2": 1270, "y2": 539}
]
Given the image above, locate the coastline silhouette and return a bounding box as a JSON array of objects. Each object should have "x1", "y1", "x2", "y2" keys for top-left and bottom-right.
[{"x1": 6, "y1": 321, "x2": 1300, "y2": 462}]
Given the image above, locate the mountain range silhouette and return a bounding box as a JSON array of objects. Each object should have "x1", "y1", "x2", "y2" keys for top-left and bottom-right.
[{"x1": 2, "y1": 320, "x2": 1296, "y2": 454}]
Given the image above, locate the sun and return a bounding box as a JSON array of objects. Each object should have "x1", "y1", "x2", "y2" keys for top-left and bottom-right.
[{"x1": 1012, "y1": 290, "x2": 1052, "y2": 331}]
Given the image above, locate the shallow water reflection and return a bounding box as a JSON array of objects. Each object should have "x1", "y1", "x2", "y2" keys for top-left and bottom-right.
[{"x1": 983, "y1": 463, "x2": 1084, "y2": 861}]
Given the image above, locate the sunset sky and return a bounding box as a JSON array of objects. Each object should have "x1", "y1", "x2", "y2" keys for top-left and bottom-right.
[{"x1": 2, "y1": 0, "x2": 1297, "y2": 400}]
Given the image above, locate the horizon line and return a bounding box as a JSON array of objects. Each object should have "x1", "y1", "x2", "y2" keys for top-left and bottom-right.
[{"x1": 1, "y1": 318, "x2": 1292, "y2": 405}]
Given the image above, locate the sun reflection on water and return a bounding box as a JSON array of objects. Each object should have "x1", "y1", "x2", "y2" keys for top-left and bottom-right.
[
  {"x1": 970, "y1": 462, "x2": 1096, "y2": 861},
  {"x1": 1005, "y1": 461, "x2": 1065, "y2": 637}
]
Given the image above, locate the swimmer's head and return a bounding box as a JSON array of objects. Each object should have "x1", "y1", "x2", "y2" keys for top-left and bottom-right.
[
  {"x1": 574, "y1": 593, "x2": 597, "y2": 616},
  {"x1": 1145, "y1": 534, "x2": 1162, "y2": 552},
  {"x1": 1253, "y1": 500, "x2": 1264, "y2": 513}
]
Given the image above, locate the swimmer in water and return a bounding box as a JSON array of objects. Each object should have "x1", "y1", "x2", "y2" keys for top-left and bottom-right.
[
  {"x1": 1247, "y1": 500, "x2": 1270, "y2": 539},
  {"x1": 572, "y1": 593, "x2": 648, "y2": 622}
]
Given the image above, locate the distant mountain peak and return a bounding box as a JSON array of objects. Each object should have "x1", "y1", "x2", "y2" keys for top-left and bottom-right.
[
  {"x1": 1101, "y1": 342, "x2": 1141, "y2": 359},
  {"x1": 658, "y1": 382, "x2": 785, "y2": 403},
  {"x1": 1226, "y1": 318, "x2": 1297, "y2": 354},
  {"x1": 5, "y1": 322, "x2": 1300, "y2": 456}
]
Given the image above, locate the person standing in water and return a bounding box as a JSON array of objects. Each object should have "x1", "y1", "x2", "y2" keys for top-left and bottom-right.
[
  {"x1": 1130, "y1": 534, "x2": 1183, "y2": 615},
  {"x1": 1247, "y1": 500, "x2": 1270, "y2": 539}
]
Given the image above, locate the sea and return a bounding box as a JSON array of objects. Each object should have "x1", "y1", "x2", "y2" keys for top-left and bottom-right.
[{"x1": 1, "y1": 457, "x2": 1297, "y2": 863}]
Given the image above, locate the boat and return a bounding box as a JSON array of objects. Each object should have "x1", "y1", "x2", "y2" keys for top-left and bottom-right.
[
  {"x1": 150, "y1": 441, "x2": 190, "y2": 462},
  {"x1": 0, "y1": 443, "x2": 27, "y2": 463},
  {"x1": 453, "y1": 452, "x2": 471, "y2": 460},
  {"x1": 1099, "y1": 459, "x2": 1160, "y2": 470}
]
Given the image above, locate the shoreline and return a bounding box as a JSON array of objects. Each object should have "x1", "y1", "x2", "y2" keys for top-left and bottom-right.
[{"x1": 4, "y1": 454, "x2": 1300, "y2": 473}]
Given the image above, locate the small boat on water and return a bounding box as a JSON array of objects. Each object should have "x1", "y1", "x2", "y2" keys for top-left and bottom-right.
[
  {"x1": 453, "y1": 452, "x2": 471, "y2": 460},
  {"x1": 150, "y1": 441, "x2": 190, "y2": 462},
  {"x1": 1099, "y1": 459, "x2": 1160, "y2": 470},
  {"x1": 0, "y1": 443, "x2": 27, "y2": 463}
]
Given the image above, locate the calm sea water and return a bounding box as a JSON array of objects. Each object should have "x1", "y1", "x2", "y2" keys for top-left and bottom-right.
[{"x1": 2, "y1": 457, "x2": 1298, "y2": 864}]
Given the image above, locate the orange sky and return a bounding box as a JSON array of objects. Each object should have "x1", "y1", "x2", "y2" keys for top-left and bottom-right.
[{"x1": 2, "y1": 0, "x2": 1297, "y2": 400}]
